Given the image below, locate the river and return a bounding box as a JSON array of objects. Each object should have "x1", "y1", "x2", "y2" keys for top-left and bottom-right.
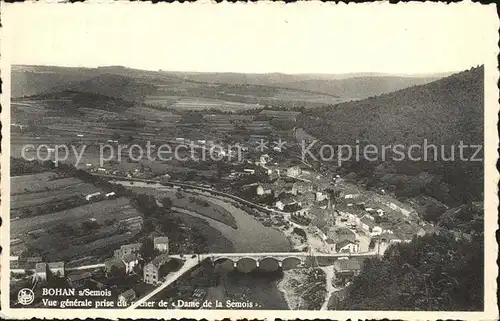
[{"x1": 114, "y1": 180, "x2": 291, "y2": 309}]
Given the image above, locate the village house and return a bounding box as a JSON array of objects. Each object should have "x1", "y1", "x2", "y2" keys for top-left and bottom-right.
[
  {"x1": 256, "y1": 183, "x2": 273, "y2": 196},
  {"x1": 114, "y1": 243, "x2": 142, "y2": 258},
  {"x1": 325, "y1": 238, "x2": 337, "y2": 253},
  {"x1": 360, "y1": 215, "x2": 377, "y2": 232},
  {"x1": 34, "y1": 262, "x2": 65, "y2": 281},
  {"x1": 118, "y1": 289, "x2": 137, "y2": 306},
  {"x1": 275, "y1": 196, "x2": 296, "y2": 211},
  {"x1": 371, "y1": 226, "x2": 383, "y2": 236},
  {"x1": 286, "y1": 165, "x2": 302, "y2": 178},
  {"x1": 315, "y1": 190, "x2": 329, "y2": 202},
  {"x1": 85, "y1": 192, "x2": 101, "y2": 202},
  {"x1": 122, "y1": 253, "x2": 139, "y2": 274},
  {"x1": 154, "y1": 236, "x2": 169, "y2": 253},
  {"x1": 119, "y1": 216, "x2": 144, "y2": 231},
  {"x1": 294, "y1": 207, "x2": 310, "y2": 217},
  {"x1": 291, "y1": 181, "x2": 313, "y2": 195},
  {"x1": 336, "y1": 239, "x2": 360, "y2": 253},
  {"x1": 370, "y1": 193, "x2": 417, "y2": 217},
  {"x1": 143, "y1": 254, "x2": 172, "y2": 285},
  {"x1": 105, "y1": 192, "x2": 116, "y2": 199},
  {"x1": 104, "y1": 258, "x2": 126, "y2": 276},
  {"x1": 259, "y1": 154, "x2": 271, "y2": 165},
  {"x1": 334, "y1": 258, "x2": 362, "y2": 278},
  {"x1": 67, "y1": 272, "x2": 92, "y2": 288},
  {"x1": 295, "y1": 192, "x2": 316, "y2": 207}
]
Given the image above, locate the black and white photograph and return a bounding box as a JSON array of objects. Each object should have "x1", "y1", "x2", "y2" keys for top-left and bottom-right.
[{"x1": 0, "y1": 2, "x2": 498, "y2": 319}]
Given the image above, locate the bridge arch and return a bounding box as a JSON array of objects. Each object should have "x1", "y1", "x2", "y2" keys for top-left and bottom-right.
[
  {"x1": 235, "y1": 257, "x2": 258, "y2": 273},
  {"x1": 281, "y1": 256, "x2": 302, "y2": 270},
  {"x1": 258, "y1": 257, "x2": 281, "y2": 272}
]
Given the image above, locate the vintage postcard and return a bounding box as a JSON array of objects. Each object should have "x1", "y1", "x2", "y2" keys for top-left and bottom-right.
[{"x1": 0, "y1": 2, "x2": 498, "y2": 320}]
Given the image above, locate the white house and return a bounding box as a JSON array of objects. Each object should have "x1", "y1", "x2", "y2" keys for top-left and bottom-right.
[
  {"x1": 154, "y1": 236, "x2": 169, "y2": 253},
  {"x1": 286, "y1": 166, "x2": 302, "y2": 178},
  {"x1": 85, "y1": 192, "x2": 101, "y2": 201},
  {"x1": 336, "y1": 240, "x2": 360, "y2": 253},
  {"x1": 256, "y1": 184, "x2": 272, "y2": 195},
  {"x1": 316, "y1": 191, "x2": 328, "y2": 202},
  {"x1": 121, "y1": 254, "x2": 139, "y2": 274},
  {"x1": 371, "y1": 226, "x2": 383, "y2": 236}
]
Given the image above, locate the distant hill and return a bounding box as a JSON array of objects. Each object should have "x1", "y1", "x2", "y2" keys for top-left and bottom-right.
[
  {"x1": 54, "y1": 73, "x2": 158, "y2": 101},
  {"x1": 162, "y1": 71, "x2": 445, "y2": 99},
  {"x1": 274, "y1": 76, "x2": 444, "y2": 99},
  {"x1": 12, "y1": 65, "x2": 447, "y2": 103}
]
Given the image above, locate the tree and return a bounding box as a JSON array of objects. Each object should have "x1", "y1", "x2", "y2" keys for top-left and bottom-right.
[
  {"x1": 341, "y1": 232, "x2": 483, "y2": 311},
  {"x1": 140, "y1": 238, "x2": 158, "y2": 260},
  {"x1": 161, "y1": 197, "x2": 173, "y2": 209}
]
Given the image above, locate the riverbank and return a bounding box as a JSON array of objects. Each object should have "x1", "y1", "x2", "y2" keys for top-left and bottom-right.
[
  {"x1": 113, "y1": 180, "x2": 292, "y2": 253},
  {"x1": 277, "y1": 267, "x2": 327, "y2": 310}
]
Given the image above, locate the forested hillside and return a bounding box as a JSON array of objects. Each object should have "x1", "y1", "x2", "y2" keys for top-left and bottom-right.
[{"x1": 299, "y1": 66, "x2": 484, "y2": 206}]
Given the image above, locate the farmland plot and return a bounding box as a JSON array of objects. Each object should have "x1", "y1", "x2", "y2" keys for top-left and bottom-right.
[
  {"x1": 11, "y1": 174, "x2": 93, "y2": 195},
  {"x1": 170, "y1": 97, "x2": 262, "y2": 111},
  {"x1": 11, "y1": 197, "x2": 136, "y2": 237}
]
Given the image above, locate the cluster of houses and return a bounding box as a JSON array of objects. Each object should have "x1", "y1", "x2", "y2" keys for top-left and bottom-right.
[
  {"x1": 250, "y1": 160, "x2": 435, "y2": 255},
  {"x1": 254, "y1": 164, "x2": 332, "y2": 217},
  {"x1": 29, "y1": 236, "x2": 174, "y2": 306}
]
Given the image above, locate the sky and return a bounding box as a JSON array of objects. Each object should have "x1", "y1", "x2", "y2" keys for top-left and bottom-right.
[{"x1": 2, "y1": 2, "x2": 497, "y2": 75}]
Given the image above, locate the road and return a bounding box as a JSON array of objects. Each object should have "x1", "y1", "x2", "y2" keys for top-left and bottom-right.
[
  {"x1": 127, "y1": 257, "x2": 199, "y2": 309},
  {"x1": 11, "y1": 263, "x2": 105, "y2": 274}
]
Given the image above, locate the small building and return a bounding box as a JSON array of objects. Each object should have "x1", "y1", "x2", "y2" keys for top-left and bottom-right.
[
  {"x1": 34, "y1": 262, "x2": 65, "y2": 281},
  {"x1": 295, "y1": 192, "x2": 316, "y2": 207},
  {"x1": 334, "y1": 258, "x2": 362, "y2": 277},
  {"x1": 291, "y1": 182, "x2": 313, "y2": 195},
  {"x1": 118, "y1": 289, "x2": 136, "y2": 306},
  {"x1": 325, "y1": 226, "x2": 356, "y2": 243},
  {"x1": 114, "y1": 243, "x2": 142, "y2": 258},
  {"x1": 35, "y1": 263, "x2": 48, "y2": 281},
  {"x1": 360, "y1": 215, "x2": 377, "y2": 232},
  {"x1": 85, "y1": 192, "x2": 101, "y2": 202},
  {"x1": 256, "y1": 184, "x2": 272, "y2": 196},
  {"x1": 371, "y1": 226, "x2": 383, "y2": 236},
  {"x1": 67, "y1": 272, "x2": 92, "y2": 288},
  {"x1": 243, "y1": 169, "x2": 256, "y2": 175},
  {"x1": 105, "y1": 192, "x2": 116, "y2": 199},
  {"x1": 275, "y1": 197, "x2": 296, "y2": 211},
  {"x1": 104, "y1": 258, "x2": 126, "y2": 276},
  {"x1": 143, "y1": 254, "x2": 172, "y2": 285},
  {"x1": 48, "y1": 262, "x2": 65, "y2": 278},
  {"x1": 315, "y1": 191, "x2": 328, "y2": 202},
  {"x1": 122, "y1": 254, "x2": 139, "y2": 274},
  {"x1": 286, "y1": 166, "x2": 302, "y2": 178},
  {"x1": 154, "y1": 237, "x2": 169, "y2": 254},
  {"x1": 336, "y1": 239, "x2": 360, "y2": 253}
]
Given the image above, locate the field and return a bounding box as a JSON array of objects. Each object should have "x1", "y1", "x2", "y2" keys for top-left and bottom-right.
[
  {"x1": 10, "y1": 172, "x2": 143, "y2": 262},
  {"x1": 170, "y1": 97, "x2": 262, "y2": 111}
]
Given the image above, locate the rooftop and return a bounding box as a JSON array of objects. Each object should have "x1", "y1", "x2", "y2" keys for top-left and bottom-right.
[
  {"x1": 148, "y1": 254, "x2": 171, "y2": 269},
  {"x1": 68, "y1": 272, "x2": 92, "y2": 282},
  {"x1": 154, "y1": 236, "x2": 169, "y2": 245}
]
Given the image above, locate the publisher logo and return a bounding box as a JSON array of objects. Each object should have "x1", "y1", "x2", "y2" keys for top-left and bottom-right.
[{"x1": 18, "y1": 288, "x2": 35, "y2": 305}]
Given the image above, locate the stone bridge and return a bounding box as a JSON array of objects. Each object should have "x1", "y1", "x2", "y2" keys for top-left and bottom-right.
[{"x1": 171, "y1": 252, "x2": 376, "y2": 273}]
